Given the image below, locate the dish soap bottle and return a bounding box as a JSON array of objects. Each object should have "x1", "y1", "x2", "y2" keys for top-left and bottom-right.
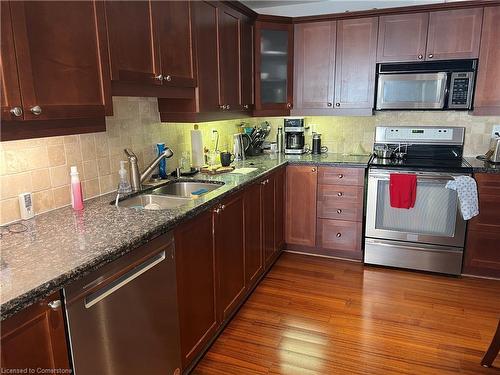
[
  {"x1": 70, "y1": 166, "x2": 84, "y2": 211},
  {"x1": 117, "y1": 161, "x2": 132, "y2": 194}
]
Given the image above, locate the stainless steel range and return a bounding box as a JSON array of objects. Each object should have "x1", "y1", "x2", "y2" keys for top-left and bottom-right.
[{"x1": 364, "y1": 126, "x2": 472, "y2": 275}]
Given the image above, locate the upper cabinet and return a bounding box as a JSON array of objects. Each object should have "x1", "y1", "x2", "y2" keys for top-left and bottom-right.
[
  {"x1": 292, "y1": 17, "x2": 377, "y2": 115},
  {"x1": 254, "y1": 21, "x2": 294, "y2": 116},
  {"x1": 158, "y1": 1, "x2": 253, "y2": 122},
  {"x1": 377, "y1": 8, "x2": 483, "y2": 62},
  {"x1": 377, "y1": 13, "x2": 429, "y2": 62},
  {"x1": 104, "y1": 0, "x2": 196, "y2": 97},
  {"x1": 474, "y1": 6, "x2": 500, "y2": 116},
  {"x1": 1, "y1": 1, "x2": 111, "y2": 140}
]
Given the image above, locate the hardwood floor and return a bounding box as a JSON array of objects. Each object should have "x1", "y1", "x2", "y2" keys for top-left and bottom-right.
[{"x1": 193, "y1": 252, "x2": 500, "y2": 374}]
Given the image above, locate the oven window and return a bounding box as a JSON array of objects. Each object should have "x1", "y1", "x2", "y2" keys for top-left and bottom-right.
[{"x1": 374, "y1": 180, "x2": 458, "y2": 236}]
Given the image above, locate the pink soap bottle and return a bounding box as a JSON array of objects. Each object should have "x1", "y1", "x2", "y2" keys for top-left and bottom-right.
[{"x1": 70, "y1": 166, "x2": 84, "y2": 211}]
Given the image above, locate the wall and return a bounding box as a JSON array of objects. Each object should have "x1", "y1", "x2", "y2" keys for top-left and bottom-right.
[{"x1": 1, "y1": 96, "x2": 499, "y2": 225}]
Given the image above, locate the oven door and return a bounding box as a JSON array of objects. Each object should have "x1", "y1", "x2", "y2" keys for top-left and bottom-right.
[
  {"x1": 365, "y1": 169, "x2": 466, "y2": 247},
  {"x1": 376, "y1": 72, "x2": 448, "y2": 110}
]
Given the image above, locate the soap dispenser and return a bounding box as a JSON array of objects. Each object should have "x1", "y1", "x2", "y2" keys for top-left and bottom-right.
[{"x1": 117, "y1": 161, "x2": 132, "y2": 194}]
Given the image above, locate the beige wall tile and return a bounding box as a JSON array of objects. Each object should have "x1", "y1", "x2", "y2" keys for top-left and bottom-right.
[
  {"x1": 47, "y1": 144, "x2": 66, "y2": 167},
  {"x1": 31, "y1": 169, "x2": 51, "y2": 192},
  {"x1": 94, "y1": 133, "x2": 109, "y2": 157},
  {"x1": 53, "y1": 185, "x2": 70, "y2": 208},
  {"x1": 0, "y1": 198, "x2": 20, "y2": 225},
  {"x1": 82, "y1": 178, "x2": 100, "y2": 199},
  {"x1": 0, "y1": 172, "x2": 32, "y2": 200},
  {"x1": 32, "y1": 189, "x2": 54, "y2": 214},
  {"x1": 80, "y1": 134, "x2": 96, "y2": 161},
  {"x1": 65, "y1": 142, "x2": 82, "y2": 165},
  {"x1": 50, "y1": 165, "x2": 70, "y2": 188},
  {"x1": 99, "y1": 174, "x2": 115, "y2": 194},
  {"x1": 82, "y1": 160, "x2": 98, "y2": 180},
  {"x1": 97, "y1": 156, "x2": 111, "y2": 177}
]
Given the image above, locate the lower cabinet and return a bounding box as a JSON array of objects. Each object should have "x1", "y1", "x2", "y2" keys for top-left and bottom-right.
[
  {"x1": 262, "y1": 174, "x2": 276, "y2": 265},
  {"x1": 1, "y1": 292, "x2": 70, "y2": 371},
  {"x1": 244, "y1": 182, "x2": 264, "y2": 287}
]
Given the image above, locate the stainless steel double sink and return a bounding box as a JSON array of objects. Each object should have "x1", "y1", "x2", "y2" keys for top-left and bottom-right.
[{"x1": 116, "y1": 181, "x2": 224, "y2": 210}]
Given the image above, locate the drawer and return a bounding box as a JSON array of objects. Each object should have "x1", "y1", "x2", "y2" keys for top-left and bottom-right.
[
  {"x1": 317, "y1": 219, "x2": 362, "y2": 252},
  {"x1": 317, "y1": 204, "x2": 363, "y2": 222},
  {"x1": 317, "y1": 184, "x2": 364, "y2": 205},
  {"x1": 318, "y1": 167, "x2": 365, "y2": 186},
  {"x1": 463, "y1": 230, "x2": 500, "y2": 278},
  {"x1": 468, "y1": 174, "x2": 500, "y2": 231},
  {"x1": 475, "y1": 173, "x2": 500, "y2": 195}
]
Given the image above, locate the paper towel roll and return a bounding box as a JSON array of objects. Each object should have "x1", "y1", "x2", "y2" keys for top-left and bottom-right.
[{"x1": 191, "y1": 127, "x2": 204, "y2": 168}]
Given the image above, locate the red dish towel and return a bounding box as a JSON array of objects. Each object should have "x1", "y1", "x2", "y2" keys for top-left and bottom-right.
[{"x1": 389, "y1": 173, "x2": 417, "y2": 209}]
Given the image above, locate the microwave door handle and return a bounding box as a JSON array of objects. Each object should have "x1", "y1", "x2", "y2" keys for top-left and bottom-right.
[{"x1": 438, "y1": 73, "x2": 448, "y2": 108}]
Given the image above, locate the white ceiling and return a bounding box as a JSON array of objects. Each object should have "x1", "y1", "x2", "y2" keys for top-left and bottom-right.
[{"x1": 242, "y1": 0, "x2": 465, "y2": 17}]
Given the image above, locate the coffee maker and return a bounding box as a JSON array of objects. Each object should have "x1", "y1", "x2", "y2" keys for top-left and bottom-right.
[{"x1": 284, "y1": 118, "x2": 306, "y2": 154}]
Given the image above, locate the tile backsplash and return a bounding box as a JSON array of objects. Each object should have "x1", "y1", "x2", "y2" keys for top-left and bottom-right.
[{"x1": 1, "y1": 96, "x2": 499, "y2": 224}]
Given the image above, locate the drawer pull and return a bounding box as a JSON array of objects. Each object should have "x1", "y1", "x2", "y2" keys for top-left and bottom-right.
[
  {"x1": 337, "y1": 192, "x2": 343, "y2": 197},
  {"x1": 336, "y1": 209, "x2": 342, "y2": 214},
  {"x1": 338, "y1": 174, "x2": 344, "y2": 179},
  {"x1": 336, "y1": 233, "x2": 342, "y2": 238},
  {"x1": 312, "y1": 167, "x2": 317, "y2": 172}
]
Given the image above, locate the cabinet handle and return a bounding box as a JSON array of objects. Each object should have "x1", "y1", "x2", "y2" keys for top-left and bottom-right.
[
  {"x1": 10, "y1": 106, "x2": 23, "y2": 117},
  {"x1": 337, "y1": 209, "x2": 342, "y2": 214},
  {"x1": 338, "y1": 174, "x2": 343, "y2": 179},
  {"x1": 214, "y1": 207, "x2": 220, "y2": 214},
  {"x1": 327, "y1": 102, "x2": 333, "y2": 107},
  {"x1": 221, "y1": 204, "x2": 225, "y2": 211},
  {"x1": 311, "y1": 167, "x2": 316, "y2": 172},
  {"x1": 30, "y1": 106, "x2": 42, "y2": 115},
  {"x1": 418, "y1": 54, "x2": 423, "y2": 60},
  {"x1": 336, "y1": 232, "x2": 342, "y2": 238},
  {"x1": 219, "y1": 105, "x2": 225, "y2": 110},
  {"x1": 226, "y1": 104, "x2": 230, "y2": 110},
  {"x1": 335, "y1": 103, "x2": 340, "y2": 107},
  {"x1": 428, "y1": 53, "x2": 433, "y2": 59},
  {"x1": 337, "y1": 192, "x2": 343, "y2": 197},
  {"x1": 164, "y1": 75, "x2": 172, "y2": 82},
  {"x1": 48, "y1": 300, "x2": 61, "y2": 310},
  {"x1": 155, "y1": 74, "x2": 163, "y2": 81},
  {"x1": 287, "y1": 103, "x2": 292, "y2": 109}
]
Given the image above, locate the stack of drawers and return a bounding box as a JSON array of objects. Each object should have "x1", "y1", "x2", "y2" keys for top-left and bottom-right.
[
  {"x1": 316, "y1": 167, "x2": 365, "y2": 260},
  {"x1": 463, "y1": 173, "x2": 500, "y2": 278}
]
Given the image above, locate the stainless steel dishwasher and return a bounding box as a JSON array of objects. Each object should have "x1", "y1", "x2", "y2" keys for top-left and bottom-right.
[{"x1": 64, "y1": 232, "x2": 181, "y2": 375}]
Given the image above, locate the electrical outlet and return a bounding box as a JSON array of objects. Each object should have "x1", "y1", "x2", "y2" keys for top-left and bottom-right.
[
  {"x1": 492, "y1": 125, "x2": 500, "y2": 137},
  {"x1": 211, "y1": 129, "x2": 218, "y2": 140}
]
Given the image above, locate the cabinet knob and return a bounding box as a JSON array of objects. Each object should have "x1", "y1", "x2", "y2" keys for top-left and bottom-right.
[
  {"x1": 10, "y1": 106, "x2": 23, "y2": 117},
  {"x1": 221, "y1": 204, "x2": 225, "y2": 211},
  {"x1": 155, "y1": 74, "x2": 163, "y2": 81},
  {"x1": 226, "y1": 104, "x2": 230, "y2": 110},
  {"x1": 219, "y1": 105, "x2": 225, "y2": 110},
  {"x1": 165, "y1": 75, "x2": 172, "y2": 82},
  {"x1": 311, "y1": 167, "x2": 316, "y2": 172},
  {"x1": 48, "y1": 300, "x2": 61, "y2": 310},
  {"x1": 418, "y1": 54, "x2": 423, "y2": 60},
  {"x1": 30, "y1": 106, "x2": 42, "y2": 115},
  {"x1": 335, "y1": 103, "x2": 340, "y2": 107},
  {"x1": 428, "y1": 53, "x2": 433, "y2": 59},
  {"x1": 327, "y1": 102, "x2": 332, "y2": 107},
  {"x1": 337, "y1": 192, "x2": 343, "y2": 197},
  {"x1": 214, "y1": 207, "x2": 220, "y2": 214},
  {"x1": 287, "y1": 103, "x2": 292, "y2": 109},
  {"x1": 336, "y1": 232, "x2": 342, "y2": 238},
  {"x1": 338, "y1": 174, "x2": 343, "y2": 179},
  {"x1": 243, "y1": 104, "x2": 249, "y2": 110},
  {"x1": 337, "y1": 209, "x2": 342, "y2": 214}
]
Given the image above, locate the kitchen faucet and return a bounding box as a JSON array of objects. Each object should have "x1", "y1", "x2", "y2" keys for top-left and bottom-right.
[{"x1": 124, "y1": 148, "x2": 173, "y2": 191}]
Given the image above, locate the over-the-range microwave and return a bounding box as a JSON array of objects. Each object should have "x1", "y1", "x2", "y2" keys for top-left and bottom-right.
[{"x1": 375, "y1": 59, "x2": 477, "y2": 111}]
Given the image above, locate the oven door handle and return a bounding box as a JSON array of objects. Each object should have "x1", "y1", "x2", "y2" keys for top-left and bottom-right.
[{"x1": 369, "y1": 173, "x2": 457, "y2": 181}]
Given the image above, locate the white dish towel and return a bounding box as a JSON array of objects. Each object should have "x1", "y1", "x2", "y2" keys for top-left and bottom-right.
[{"x1": 445, "y1": 176, "x2": 479, "y2": 220}]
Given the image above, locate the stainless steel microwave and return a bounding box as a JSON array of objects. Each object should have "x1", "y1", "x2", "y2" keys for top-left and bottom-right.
[{"x1": 375, "y1": 60, "x2": 477, "y2": 110}]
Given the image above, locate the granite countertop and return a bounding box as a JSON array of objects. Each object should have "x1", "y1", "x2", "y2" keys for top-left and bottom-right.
[
  {"x1": 465, "y1": 156, "x2": 500, "y2": 174},
  {"x1": 0, "y1": 153, "x2": 370, "y2": 320}
]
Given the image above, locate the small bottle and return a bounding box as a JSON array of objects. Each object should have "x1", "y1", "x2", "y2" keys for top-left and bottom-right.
[
  {"x1": 276, "y1": 127, "x2": 283, "y2": 153},
  {"x1": 70, "y1": 166, "x2": 84, "y2": 211},
  {"x1": 157, "y1": 143, "x2": 167, "y2": 179},
  {"x1": 117, "y1": 161, "x2": 132, "y2": 194}
]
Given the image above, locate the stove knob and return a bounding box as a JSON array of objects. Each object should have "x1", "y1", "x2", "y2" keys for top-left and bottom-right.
[{"x1": 337, "y1": 192, "x2": 343, "y2": 197}]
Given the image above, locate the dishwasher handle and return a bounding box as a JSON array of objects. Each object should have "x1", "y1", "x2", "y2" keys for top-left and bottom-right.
[{"x1": 84, "y1": 250, "x2": 166, "y2": 309}]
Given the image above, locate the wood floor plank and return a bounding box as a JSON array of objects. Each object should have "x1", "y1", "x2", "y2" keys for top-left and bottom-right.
[{"x1": 193, "y1": 253, "x2": 500, "y2": 374}]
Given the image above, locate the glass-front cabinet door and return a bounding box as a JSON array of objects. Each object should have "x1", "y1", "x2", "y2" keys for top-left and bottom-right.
[{"x1": 255, "y1": 21, "x2": 293, "y2": 115}]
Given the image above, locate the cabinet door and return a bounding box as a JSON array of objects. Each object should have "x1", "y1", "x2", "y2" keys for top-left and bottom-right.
[
  {"x1": 274, "y1": 168, "x2": 286, "y2": 251},
  {"x1": 294, "y1": 21, "x2": 335, "y2": 110},
  {"x1": 215, "y1": 195, "x2": 245, "y2": 321},
  {"x1": 193, "y1": 1, "x2": 220, "y2": 112},
  {"x1": 285, "y1": 165, "x2": 318, "y2": 247},
  {"x1": 240, "y1": 20, "x2": 254, "y2": 111},
  {"x1": 244, "y1": 183, "x2": 263, "y2": 288},
  {"x1": 334, "y1": 17, "x2": 378, "y2": 110},
  {"x1": 474, "y1": 6, "x2": 500, "y2": 116},
  {"x1": 255, "y1": 21, "x2": 294, "y2": 114},
  {"x1": 1, "y1": 292, "x2": 70, "y2": 371},
  {"x1": 9, "y1": 1, "x2": 110, "y2": 120},
  {"x1": 426, "y1": 8, "x2": 483, "y2": 60},
  {"x1": 262, "y1": 175, "x2": 276, "y2": 265},
  {"x1": 174, "y1": 211, "x2": 218, "y2": 368},
  {"x1": 105, "y1": 1, "x2": 160, "y2": 85},
  {"x1": 153, "y1": 1, "x2": 196, "y2": 88},
  {"x1": 377, "y1": 13, "x2": 428, "y2": 62},
  {"x1": 218, "y1": 6, "x2": 241, "y2": 111},
  {"x1": 1, "y1": 2, "x2": 23, "y2": 122},
  {"x1": 463, "y1": 230, "x2": 500, "y2": 278}
]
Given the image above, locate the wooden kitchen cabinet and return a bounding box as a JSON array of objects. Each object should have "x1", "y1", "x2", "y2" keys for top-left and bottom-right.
[
  {"x1": 215, "y1": 194, "x2": 245, "y2": 322},
  {"x1": 1, "y1": 292, "x2": 70, "y2": 371},
  {"x1": 240, "y1": 20, "x2": 254, "y2": 111},
  {"x1": 377, "y1": 13, "x2": 429, "y2": 62},
  {"x1": 262, "y1": 174, "x2": 276, "y2": 265},
  {"x1": 244, "y1": 182, "x2": 263, "y2": 288},
  {"x1": 293, "y1": 21, "x2": 336, "y2": 110},
  {"x1": 426, "y1": 8, "x2": 483, "y2": 60},
  {"x1": 474, "y1": 6, "x2": 500, "y2": 116},
  {"x1": 274, "y1": 167, "x2": 286, "y2": 251},
  {"x1": 1, "y1": 1, "x2": 111, "y2": 140},
  {"x1": 285, "y1": 165, "x2": 318, "y2": 247},
  {"x1": 254, "y1": 21, "x2": 294, "y2": 116},
  {"x1": 464, "y1": 173, "x2": 500, "y2": 278},
  {"x1": 174, "y1": 210, "x2": 218, "y2": 368},
  {"x1": 334, "y1": 17, "x2": 378, "y2": 110}
]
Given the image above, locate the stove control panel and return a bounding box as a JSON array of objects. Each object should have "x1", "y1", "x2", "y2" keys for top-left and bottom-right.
[{"x1": 375, "y1": 126, "x2": 465, "y2": 145}]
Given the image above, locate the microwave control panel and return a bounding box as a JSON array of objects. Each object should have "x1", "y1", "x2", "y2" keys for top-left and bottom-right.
[{"x1": 448, "y1": 72, "x2": 474, "y2": 109}]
